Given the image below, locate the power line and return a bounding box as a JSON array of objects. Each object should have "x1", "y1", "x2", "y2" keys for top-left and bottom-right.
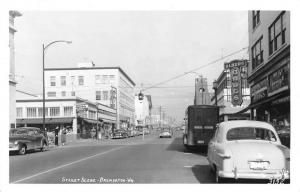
[{"x1": 141, "y1": 46, "x2": 248, "y2": 92}]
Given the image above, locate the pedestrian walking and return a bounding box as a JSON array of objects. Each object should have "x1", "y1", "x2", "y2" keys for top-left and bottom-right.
[
  {"x1": 61, "y1": 126, "x2": 67, "y2": 146},
  {"x1": 54, "y1": 126, "x2": 59, "y2": 146},
  {"x1": 91, "y1": 127, "x2": 96, "y2": 139}
]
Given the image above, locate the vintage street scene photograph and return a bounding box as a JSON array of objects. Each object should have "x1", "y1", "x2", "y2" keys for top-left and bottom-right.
[{"x1": 7, "y1": 10, "x2": 291, "y2": 185}]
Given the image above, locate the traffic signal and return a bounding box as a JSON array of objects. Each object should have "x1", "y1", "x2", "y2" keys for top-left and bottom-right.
[{"x1": 138, "y1": 92, "x2": 144, "y2": 100}]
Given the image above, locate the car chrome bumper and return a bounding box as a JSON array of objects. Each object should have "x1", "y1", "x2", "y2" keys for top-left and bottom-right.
[
  {"x1": 9, "y1": 146, "x2": 19, "y2": 151},
  {"x1": 219, "y1": 169, "x2": 290, "y2": 180}
]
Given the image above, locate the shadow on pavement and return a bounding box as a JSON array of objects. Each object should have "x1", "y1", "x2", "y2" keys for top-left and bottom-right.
[
  {"x1": 166, "y1": 137, "x2": 207, "y2": 156},
  {"x1": 191, "y1": 165, "x2": 215, "y2": 183}
]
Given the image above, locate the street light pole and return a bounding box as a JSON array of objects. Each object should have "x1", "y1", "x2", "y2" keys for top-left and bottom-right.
[{"x1": 42, "y1": 40, "x2": 72, "y2": 132}]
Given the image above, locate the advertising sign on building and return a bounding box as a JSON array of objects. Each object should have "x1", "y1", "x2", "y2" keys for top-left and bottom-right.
[
  {"x1": 224, "y1": 60, "x2": 248, "y2": 106},
  {"x1": 251, "y1": 77, "x2": 268, "y2": 103},
  {"x1": 76, "y1": 103, "x2": 88, "y2": 118},
  {"x1": 268, "y1": 64, "x2": 289, "y2": 96}
]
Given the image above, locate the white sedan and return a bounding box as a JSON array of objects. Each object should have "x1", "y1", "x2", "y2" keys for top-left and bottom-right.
[
  {"x1": 159, "y1": 131, "x2": 172, "y2": 138},
  {"x1": 207, "y1": 120, "x2": 290, "y2": 183}
]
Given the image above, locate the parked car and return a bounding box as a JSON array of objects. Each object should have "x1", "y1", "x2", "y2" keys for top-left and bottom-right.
[
  {"x1": 207, "y1": 120, "x2": 290, "y2": 183},
  {"x1": 159, "y1": 128, "x2": 172, "y2": 138},
  {"x1": 112, "y1": 129, "x2": 128, "y2": 139},
  {"x1": 277, "y1": 127, "x2": 290, "y2": 148},
  {"x1": 9, "y1": 127, "x2": 48, "y2": 155}
]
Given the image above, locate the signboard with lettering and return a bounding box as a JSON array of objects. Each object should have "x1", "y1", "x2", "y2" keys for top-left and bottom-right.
[
  {"x1": 224, "y1": 60, "x2": 248, "y2": 106},
  {"x1": 268, "y1": 65, "x2": 289, "y2": 96},
  {"x1": 251, "y1": 78, "x2": 268, "y2": 103}
]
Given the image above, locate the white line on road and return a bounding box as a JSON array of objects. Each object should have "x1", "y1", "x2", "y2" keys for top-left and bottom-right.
[
  {"x1": 12, "y1": 145, "x2": 126, "y2": 184},
  {"x1": 184, "y1": 165, "x2": 193, "y2": 168}
]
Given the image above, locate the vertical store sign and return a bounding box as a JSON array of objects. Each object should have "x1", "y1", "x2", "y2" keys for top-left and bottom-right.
[{"x1": 224, "y1": 60, "x2": 248, "y2": 106}]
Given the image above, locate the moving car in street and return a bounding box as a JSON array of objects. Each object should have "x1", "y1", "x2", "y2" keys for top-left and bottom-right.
[
  {"x1": 9, "y1": 127, "x2": 48, "y2": 155},
  {"x1": 207, "y1": 120, "x2": 290, "y2": 183},
  {"x1": 159, "y1": 127, "x2": 172, "y2": 138}
]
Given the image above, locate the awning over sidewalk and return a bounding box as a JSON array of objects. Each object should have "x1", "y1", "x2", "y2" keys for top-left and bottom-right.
[
  {"x1": 235, "y1": 91, "x2": 289, "y2": 114},
  {"x1": 82, "y1": 118, "x2": 100, "y2": 124},
  {"x1": 16, "y1": 117, "x2": 74, "y2": 124}
]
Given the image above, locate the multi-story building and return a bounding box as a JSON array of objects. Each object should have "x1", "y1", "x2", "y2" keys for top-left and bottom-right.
[
  {"x1": 194, "y1": 75, "x2": 211, "y2": 105},
  {"x1": 211, "y1": 60, "x2": 251, "y2": 121},
  {"x1": 245, "y1": 11, "x2": 290, "y2": 130},
  {"x1": 44, "y1": 63, "x2": 135, "y2": 130},
  {"x1": 9, "y1": 10, "x2": 22, "y2": 129},
  {"x1": 134, "y1": 94, "x2": 152, "y2": 127},
  {"x1": 16, "y1": 90, "x2": 116, "y2": 139}
]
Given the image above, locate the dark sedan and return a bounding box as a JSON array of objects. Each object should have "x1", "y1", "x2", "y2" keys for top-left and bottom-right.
[
  {"x1": 9, "y1": 127, "x2": 48, "y2": 155},
  {"x1": 111, "y1": 129, "x2": 128, "y2": 139}
]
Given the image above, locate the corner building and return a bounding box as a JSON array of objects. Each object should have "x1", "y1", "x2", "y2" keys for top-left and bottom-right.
[
  {"x1": 247, "y1": 11, "x2": 290, "y2": 130},
  {"x1": 44, "y1": 63, "x2": 135, "y2": 130}
]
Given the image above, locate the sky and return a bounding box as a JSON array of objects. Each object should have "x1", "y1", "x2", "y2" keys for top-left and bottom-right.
[{"x1": 14, "y1": 11, "x2": 249, "y2": 122}]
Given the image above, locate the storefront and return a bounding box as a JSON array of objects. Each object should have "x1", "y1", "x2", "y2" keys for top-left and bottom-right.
[
  {"x1": 16, "y1": 117, "x2": 74, "y2": 132},
  {"x1": 76, "y1": 117, "x2": 100, "y2": 139},
  {"x1": 239, "y1": 47, "x2": 290, "y2": 133}
]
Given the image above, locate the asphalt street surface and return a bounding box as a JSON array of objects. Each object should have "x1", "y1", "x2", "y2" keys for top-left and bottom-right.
[{"x1": 9, "y1": 131, "x2": 215, "y2": 184}]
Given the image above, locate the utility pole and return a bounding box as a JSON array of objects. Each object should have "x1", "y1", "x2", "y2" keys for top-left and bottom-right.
[{"x1": 159, "y1": 106, "x2": 162, "y2": 128}]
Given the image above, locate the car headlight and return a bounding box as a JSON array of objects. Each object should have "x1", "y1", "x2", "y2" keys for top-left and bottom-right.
[{"x1": 14, "y1": 141, "x2": 18, "y2": 145}]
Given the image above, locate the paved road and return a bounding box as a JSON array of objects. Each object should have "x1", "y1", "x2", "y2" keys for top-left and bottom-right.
[{"x1": 10, "y1": 131, "x2": 215, "y2": 184}]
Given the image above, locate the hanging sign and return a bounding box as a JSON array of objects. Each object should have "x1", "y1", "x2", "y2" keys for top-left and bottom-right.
[{"x1": 224, "y1": 60, "x2": 248, "y2": 106}]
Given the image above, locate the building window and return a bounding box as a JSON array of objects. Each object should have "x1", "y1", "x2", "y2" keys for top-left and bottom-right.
[
  {"x1": 71, "y1": 91, "x2": 75, "y2": 96},
  {"x1": 47, "y1": 92, "x2": 56, "y2": 97},
  {"x1": 88, "y1": 110, "x2": 96, "y2": 119},
  {"x1": 16, "y1": 107, "x2": 22, "y2": 118},
  {"x1": 103, "y1": 91, "x2": 109, "y2": 100},
  {"x1": 38, "y1": 107, "x2": 48, "y2": 117},
  {"x1": 109, "y1": 75, "x2": 115, "y2": 83},
  {"x1": 252, "y1": 10, "x2": 260, "y2": 29},
  {"x1": 103, "y1": 75, "x2": 108, "y2": 84},
  {"x1": 269, "y1": 11, "x2": 286, "y2": 55},
  {"x1": 64, "y1": 106, "x2": 73, "y2": 116},
  {"x1": 61, "y1": 91, "x2": 66, "y2": 97},
  {"x1": 96, "y1": 91, "x2": 101, "y2": 100},
  {"x1": 50, "y1": 76, "x2": 56, "y2": 86},
  {"x1": 71, "y1": 76, "x2": 75, "y2": 85},
  {"x1": 78, "y1": 76, "x2": 84, "y2": 86},
  {"x1": 26, "y1": 107, "x2": 37, "y2": 117},
  {"x1": 49, "y1": 107, "x2": 60, "y2": 117},
  {"x1": 251, "y1": 36, "x2": 264, "y2": 70},
  {"x1": 95, "y1": 75, "x2": 101, "y2": 84},
  {"x1": 61, "y1": 76, "x2": 66, "y2": 86}
]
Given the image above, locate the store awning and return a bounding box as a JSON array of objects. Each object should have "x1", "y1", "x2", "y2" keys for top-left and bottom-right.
[
  {"x1": 16, "y1": 117, "x2": 74, "y2": 124},
  {"x1": 235, "y1": 91, "x2": 289, "y2": 114},
  {"x1": 102, "y1": 119, "x2": 116, "y2": 124},
  {"x1": 82, "y1": 118, "x2": 100, "y2": 124}
]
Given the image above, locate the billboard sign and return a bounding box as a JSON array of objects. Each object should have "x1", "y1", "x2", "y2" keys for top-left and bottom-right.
[{"x1": 224, "y1": 60, "x2": 248, "y2": 106}]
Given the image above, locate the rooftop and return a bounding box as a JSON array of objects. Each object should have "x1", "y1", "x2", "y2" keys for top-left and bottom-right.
[{"x1": 44, "y1": 66, "x2": 136, "y2": 86}]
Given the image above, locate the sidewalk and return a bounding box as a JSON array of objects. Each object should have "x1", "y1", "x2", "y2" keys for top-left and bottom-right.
[{"x1": 48, "y1": 133, "x2": 157, "y2": 149}]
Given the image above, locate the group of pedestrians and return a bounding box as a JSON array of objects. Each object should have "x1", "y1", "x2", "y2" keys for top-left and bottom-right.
[{"x1": 54, "y1": 126, "x2": 67, "y2": 146}]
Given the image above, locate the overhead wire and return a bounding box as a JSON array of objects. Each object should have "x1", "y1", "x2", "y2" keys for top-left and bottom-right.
[{"x1": 140, "y1": 46, "x2": 248, "y2": 92}]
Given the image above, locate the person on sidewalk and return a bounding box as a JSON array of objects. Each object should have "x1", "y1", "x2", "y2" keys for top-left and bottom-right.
[
  {"x1": 91, "y1": 127, "x2": 96, "y2": 139},
  {"x1": 55, "y1": 126, "x2": 60, "y2": 146},
  {"x1": 61, "y1": 126, "x2": 67, "y2": 146}
]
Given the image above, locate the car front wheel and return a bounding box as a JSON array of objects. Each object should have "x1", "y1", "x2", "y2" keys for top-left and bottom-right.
[{"x1": 18, "y1": 145, "x2": 26, "y2": 155}]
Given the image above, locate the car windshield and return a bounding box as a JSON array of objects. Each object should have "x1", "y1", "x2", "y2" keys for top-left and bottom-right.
[
  {"x1": 9, "y1": 129, "x2": 28, "y2": 136},
  {"x1": 161, "y1": 128, "x2": 170, "y2": 132},
  {"x1": 226, "y1": 127, "x2": 277, "y2": 141}
]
